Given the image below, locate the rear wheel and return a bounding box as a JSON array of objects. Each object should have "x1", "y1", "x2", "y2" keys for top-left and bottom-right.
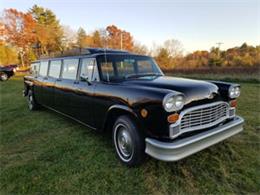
[
  {"x1": 0, "y1": 72, "x2": 8, "y2": 81},
  {"x1": 113, "y1": 115, "x2": 145, "y2": 166},
  {"x1": 27, "y1": 90, "x2": 39, "y2": 111}
]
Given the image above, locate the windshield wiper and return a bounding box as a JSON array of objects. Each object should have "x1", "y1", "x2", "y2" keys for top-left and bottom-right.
[{"x1": 125, "y1": 73, "x2": 162, "y2": 79}]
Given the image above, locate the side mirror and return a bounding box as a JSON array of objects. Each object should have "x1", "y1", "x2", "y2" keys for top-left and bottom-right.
[{"x1": 80, "y1": 75, "x2": 92, "y2": 85}]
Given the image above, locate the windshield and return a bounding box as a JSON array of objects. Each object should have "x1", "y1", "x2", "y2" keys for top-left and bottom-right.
[{"x1": 97, "y1": 54, "x2": 163, "y2": 82}]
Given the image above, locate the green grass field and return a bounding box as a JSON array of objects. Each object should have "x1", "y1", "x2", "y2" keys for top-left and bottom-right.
[{"x1": 0, "y1": 75, "x2": 259, "y2": 194}]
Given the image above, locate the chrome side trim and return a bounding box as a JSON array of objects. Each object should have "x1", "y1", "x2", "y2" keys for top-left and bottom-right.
[
  {"x1": 146, "y1": 116, "x2": 244, "y2": 161},
  {"x1": 25, "y1": 80, "x2": 34, "y2": 86},
  {"x1": 170, "y1": 101, "x2": 231, "y2": 139}
]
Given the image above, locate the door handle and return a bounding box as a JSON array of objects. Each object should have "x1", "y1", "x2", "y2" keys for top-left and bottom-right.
[{"x1": 74, "y1": 81, "x2": 79, "y2": 84}]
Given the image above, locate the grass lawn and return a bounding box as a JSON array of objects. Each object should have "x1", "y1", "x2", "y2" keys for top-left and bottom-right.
[{"x1": 0, "y1": 75, "x2": 259, "y2": 194}]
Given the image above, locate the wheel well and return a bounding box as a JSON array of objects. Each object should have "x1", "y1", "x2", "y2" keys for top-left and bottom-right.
[
  {"x1": 104, "y1": 108, "x2": 139, "y2": 134},
  {"x1": 24, "y1": 84, "x2": 33, "y2": 96},
  {"x1": 1, "y1": 71, "x2": 12, "y2": 77},
  {"x1": 0, "y1": 71, "x2": 8, "y2": 77}
]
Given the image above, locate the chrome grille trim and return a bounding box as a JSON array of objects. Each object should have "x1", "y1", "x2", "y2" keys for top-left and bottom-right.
[{"x1": 170, "y1": 101, "x2": 232, "y2": 139}]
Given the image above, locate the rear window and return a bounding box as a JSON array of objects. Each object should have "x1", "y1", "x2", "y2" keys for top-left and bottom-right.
[
  {"x1": 39, "y1": 61, "x2": 49, "y2": 77},
  {"x1": 49, "y1": 60, "x2": 61, "y2": 78},
  {"x1": 31, "y1": 62, "x2": 40, "y2": 76}
]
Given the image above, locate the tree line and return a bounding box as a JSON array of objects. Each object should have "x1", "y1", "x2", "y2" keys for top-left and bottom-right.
[{"x1": 0, "y1": 5, "x2": 259, "y2": 69}]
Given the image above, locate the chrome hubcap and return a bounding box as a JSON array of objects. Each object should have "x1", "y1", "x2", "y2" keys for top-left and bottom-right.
[
  {"x1": 28, "y1": 95, "x2": 33, "y2": 109},
  {"x1": 116, "y1": 125, "x2": 133, "y2": 160}
]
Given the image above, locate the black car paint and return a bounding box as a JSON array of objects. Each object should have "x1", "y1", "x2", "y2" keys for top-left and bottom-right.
[
  {"x1": 24, "y1": 52, "x2": 237, "y2": 141},
  {"x1": 122, "y1": 76, "x2": 220, "y2": 104}
]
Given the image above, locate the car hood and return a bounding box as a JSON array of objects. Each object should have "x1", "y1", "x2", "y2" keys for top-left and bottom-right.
[{"x1": 123, "y1": 76, "x2": 219, "y2": 104}]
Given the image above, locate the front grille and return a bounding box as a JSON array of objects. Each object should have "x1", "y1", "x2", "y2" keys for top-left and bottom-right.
[{"x1": 180, "y1": 102, "x2": 229, "y2": 131}]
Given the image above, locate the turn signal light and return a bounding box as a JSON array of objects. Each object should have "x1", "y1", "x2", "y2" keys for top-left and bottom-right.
[
  {"x1": 230, "y1": 100, "x2": 237, "y2": 107},
  {"x1": 140, "y1": 109, "x2": 148, "y2": 118},
  {"x1": 167, "y1": 113, "x2": 179, "y2": 123}
]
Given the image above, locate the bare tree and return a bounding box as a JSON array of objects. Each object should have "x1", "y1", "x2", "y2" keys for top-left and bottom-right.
[
  {"x1": 61, "y1": 25, "x2": 77, "y2": 49},
  {"x1": 132, "y1": 41, "x2": 148, "y2": 55},
  {"x1": 163, "y1": 39, "x2": 183, "y2": 58}
]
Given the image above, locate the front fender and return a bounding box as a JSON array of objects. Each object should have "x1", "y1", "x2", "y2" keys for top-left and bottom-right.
[
  {"x1": 102, "y1": 104, "x2": 141, "y2": 132},
  {"x1": 107, "y1": 104, "x2": 138, "y2": 118},
  {"x1": 208, "y1": 80, "x2": 240, "y2": 100}
]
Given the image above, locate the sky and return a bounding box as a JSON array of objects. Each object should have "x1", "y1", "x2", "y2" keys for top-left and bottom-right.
[{"x1": 1, "y1": 0, "x2": 259, "y2": 52}]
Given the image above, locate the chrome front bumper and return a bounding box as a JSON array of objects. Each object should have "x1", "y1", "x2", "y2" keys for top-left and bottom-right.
[{"x1": 145, "y1": 116, "x2": 244, "y2": 161}]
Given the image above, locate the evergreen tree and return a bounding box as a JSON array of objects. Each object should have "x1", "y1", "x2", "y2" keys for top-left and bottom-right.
[{"x1": 30, "y1": 5, "x2": 64, "y2": 56}]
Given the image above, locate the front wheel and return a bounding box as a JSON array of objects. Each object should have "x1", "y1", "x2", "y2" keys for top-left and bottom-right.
[{"x1": 113, "y1": 115, "x2": 145, "y2": 166}]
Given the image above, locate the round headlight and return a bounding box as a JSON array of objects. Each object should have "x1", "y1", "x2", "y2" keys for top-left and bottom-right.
[
  {"x1": 229, "y1": 86, "x2": 240, "y2": 98},
  {"x1": 163, "y1": 94, "x2": 185, "y2": 112},
  {"x1": 234, "y1": 87, "x2": 240, "y2": 97}
]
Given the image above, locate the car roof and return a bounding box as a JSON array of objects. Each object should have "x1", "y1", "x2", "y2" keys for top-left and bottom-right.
[{"x1": 32, "y1": 48, "x2": 148, "y2": 63}]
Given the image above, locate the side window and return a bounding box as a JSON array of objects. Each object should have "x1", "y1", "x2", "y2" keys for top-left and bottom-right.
[
  {"x1": 49, "y1": 60, "x2": 61, "y2": 78},
  {"x1": 62, "y1": 59, "x2": 79, "y2": 80},
  {"x1": 31, "y1": 62, "x2": 40, "y2": 76},
  {"x1": 39, "y1": 61, "x2": 49, "y2": 77},
  {"x1": 80, "y1": 58, "x2": 99, "y2": 82}
]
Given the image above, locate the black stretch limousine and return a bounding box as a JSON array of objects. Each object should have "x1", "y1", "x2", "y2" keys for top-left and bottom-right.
[{"x1": 24, "y1": 48, "x2": 244, "y2": 166}]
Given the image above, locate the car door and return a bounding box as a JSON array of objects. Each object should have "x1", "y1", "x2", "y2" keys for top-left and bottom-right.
[
  {"x1": 71, "y1": 58, "x2": 98, "y2": 127},
  {"x1": 43, "y1": 60, "x2": 62, "y2": 108},
  {"x1": 34, "y1": 60, "x2": 49, "y2": 105},
  {"x1": 54, "y1": 58, "x2": 79, "y2": 115}
]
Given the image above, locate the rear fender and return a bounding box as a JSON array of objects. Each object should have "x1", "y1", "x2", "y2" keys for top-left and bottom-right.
[{"x1": 23, "y1": 80, "x2": 34, "y2": 96}]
